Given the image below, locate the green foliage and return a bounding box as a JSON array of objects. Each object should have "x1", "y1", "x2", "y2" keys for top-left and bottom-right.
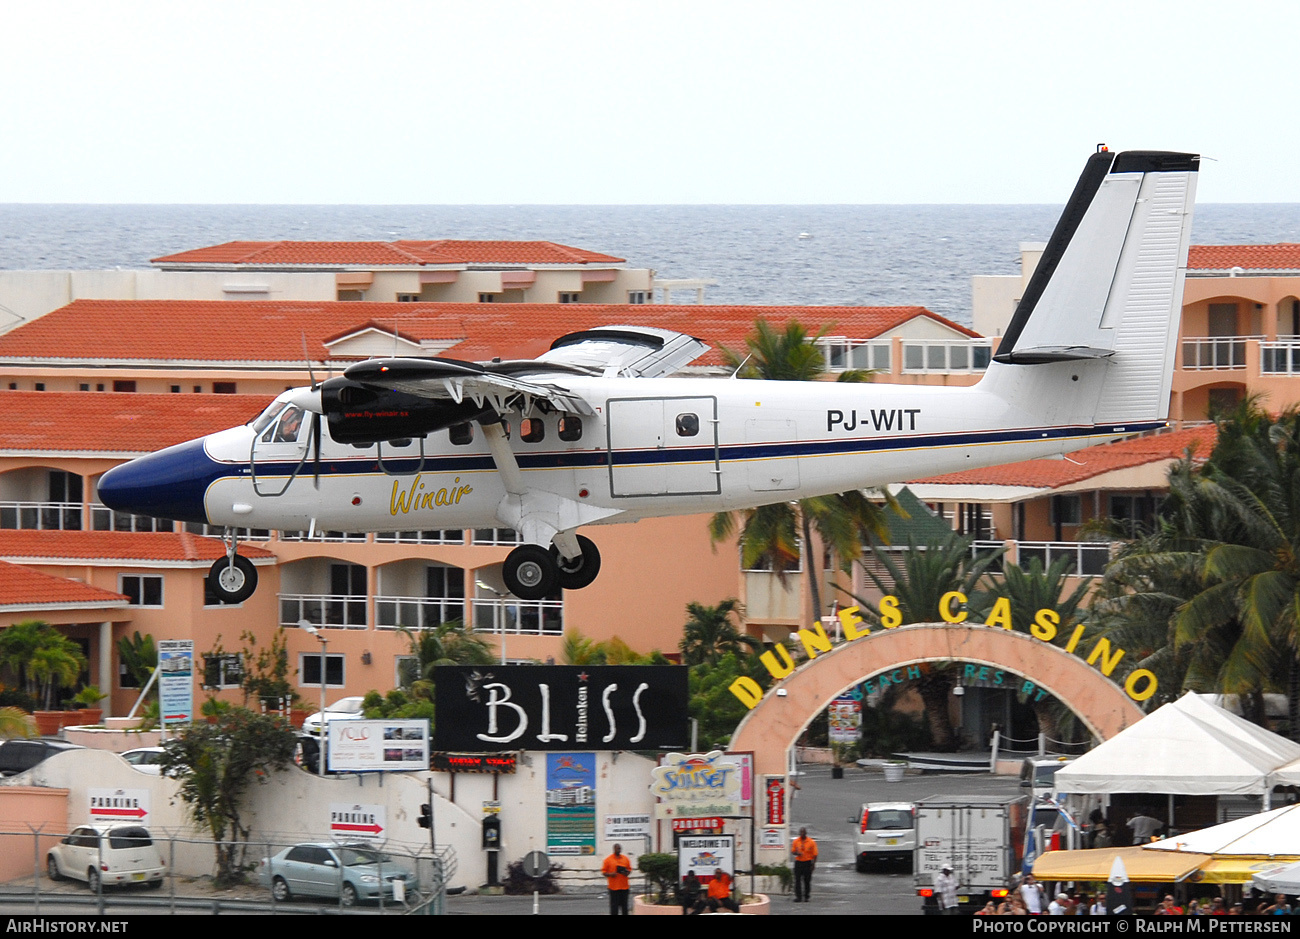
[
  {"x1": 0, "y1": 706, "x2": 35, "y2": 739},
  {"x1": 158, "y1": 707, "x2": 297, "y2": 886},
  {"x1": 0, "y1": 620, "x2": 87, "y2": 709},
  {"x1": 116, "y1": 631, "x2": 157, "y2": 702},
  {"x1": 754, "y1": 862, "x2": 793, "y2": 893},
  {"x1": 71, "y1": 685, "x2": 106, "y2": 707},
  {"x1": 689, "y1": 652, "x2": 771, "y2": 750},
  {"x1": 679, "y1": 599, "x2": 758, "y2": 667},
  {"x1": 637, "y1": 852, "x2": 680, "y2": 905},
  {"x1": 561, "y1": 630, "x2": 669, "y2": 666},
  {"x1": 856, "y1": 702, "x2": 931, "y2": 756},
  {"x1": 398, "y1": 620, "x2": 495, "y2": 685},
  {"x1": 238, "y1": 628, "x2": 297, "y2": 708}
]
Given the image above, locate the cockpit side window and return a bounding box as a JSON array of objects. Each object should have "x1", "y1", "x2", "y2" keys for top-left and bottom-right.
[
  {"x1": 272, "y1": 406, "x2": 305, "y2": 443},
  {"x1": 253, "y1": 401, "x2": 288, "y2": 436}
]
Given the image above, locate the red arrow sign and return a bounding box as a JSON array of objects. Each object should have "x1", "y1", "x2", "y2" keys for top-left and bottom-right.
[
  {"x1": 331, "y1": 822, "x2": 383, "y2": 835},
  {"x1": 93, "y1": 806, "x2": 148, "y2": 819}
]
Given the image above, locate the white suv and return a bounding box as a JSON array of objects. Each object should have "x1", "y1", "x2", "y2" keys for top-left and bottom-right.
[
  {"x1": 47, "y1": 824, "x2": 167, "y2": 891},
  {"x1": 853, "y1": 802, "x2": 915, "y2": 871}
]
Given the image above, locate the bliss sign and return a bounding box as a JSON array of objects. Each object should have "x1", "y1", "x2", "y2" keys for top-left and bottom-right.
[{"x1": 434, "y1": 665, "x2": 689, "y2": 752}]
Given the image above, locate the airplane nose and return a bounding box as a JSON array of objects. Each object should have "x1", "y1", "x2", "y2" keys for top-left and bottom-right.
[{"x1": 97, "y1": 438, "x2": 218, "y2": 525}]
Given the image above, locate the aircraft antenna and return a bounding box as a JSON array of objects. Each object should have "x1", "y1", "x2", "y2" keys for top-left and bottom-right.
[{"x1": 729, "y1": 354, "x2": 752, "y2": 379}]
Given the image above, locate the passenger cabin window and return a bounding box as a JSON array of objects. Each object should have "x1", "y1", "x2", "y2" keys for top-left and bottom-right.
[
  {"x1": 558, "y1": 416, "x2": 582, "y2": 442},
  {"x1": 520, "y1": 418, "x2": 545, "y2": 443},
  {"x1": 676, "y1": 413, "x2": 700, "y2": 437},
  {"x1": 449, "y1": 423, "x2": 473, "y2": 446}
]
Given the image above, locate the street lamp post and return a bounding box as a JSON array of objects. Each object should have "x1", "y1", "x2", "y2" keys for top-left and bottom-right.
[{"x1": 300, "y1": 620, "x2": 327, "y2": 778}]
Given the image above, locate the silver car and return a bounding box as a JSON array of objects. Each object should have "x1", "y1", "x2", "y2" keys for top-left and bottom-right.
[
  {"x1": 256, "y1": 842, "x2": 418, "y2": 906},
  {"x1": 853, "y1": 801, "x2": 915, "y2": 870},
  {"x1": 47, "y1": 824, "x2": 167, "y2": 890}
]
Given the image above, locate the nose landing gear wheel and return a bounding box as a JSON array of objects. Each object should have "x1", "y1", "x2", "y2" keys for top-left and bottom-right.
[
  {"x1": 502, "y1": 544, "x2": 558, "y2": 600},
  {"x1": 550, "y1": 535, "x2": 601, "y2": 590},
  {"x1": 206, "y1": 555, "x2": 258, "y2": 604}
]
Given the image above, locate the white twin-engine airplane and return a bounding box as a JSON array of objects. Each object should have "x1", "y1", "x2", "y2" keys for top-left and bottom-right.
[{"x1": 98, "y1": 149, "x2": 1199, "y2": 604}]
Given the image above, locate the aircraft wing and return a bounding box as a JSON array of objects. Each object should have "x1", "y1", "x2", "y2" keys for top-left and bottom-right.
[
  {"x1": 536, "y1": 325, "x2": 709, "y2": 377},
  {"x1": 342, "y1": 357, "x2": 595, "y2": 416}
]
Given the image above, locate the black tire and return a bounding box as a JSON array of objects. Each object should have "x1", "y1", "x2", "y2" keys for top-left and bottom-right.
[
  {"x1": 147, "y1": 877, "x2": 163, "y2": 889},
  {"x1": 206, "y1": 555, "x2": 258, "y2": 604},
  {"x1": 271, "y1": 875, "x2": 291, "y2": 902},
  {"x1": 47, "y1": 855, "x2": 61, "y2": 881},
  {"x1": 341, "y1": 881, "x2": 358, "y2": 908},
  {"x1": 550, "y1": 535, "x2": 601, "y2": 590},
  {"x1": 855, "y1": 856, "x2": 868, "y2": 874},
  {"x1": 502, "y1": 544, "x2": 558, "y2": 601},
  {"x1": 87, "y1": 868, "x2": 101, "y2": 893}
]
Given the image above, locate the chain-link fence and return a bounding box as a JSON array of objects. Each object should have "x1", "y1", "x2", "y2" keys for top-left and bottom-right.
[{"x1": 0, "y1": 826, "x2": 455, "y2": 915}]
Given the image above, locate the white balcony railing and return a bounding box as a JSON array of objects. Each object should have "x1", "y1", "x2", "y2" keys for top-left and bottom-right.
[
  {"x1": 901, "y1": 339, "x2": 993, "y2": 374},
  {"x1": 280, "y1": 594, "x2": 368, "y2": 629},
  {"x1": 279, "y1": 530, "x2": 369, "y2": 543},
  {"x1": 374, "y1": 530, "x2": 465, "y2": 545},
  {"x1": 374, "y1": 595, "x2": 465, "y2": 629},
  {"x1": 89, "y1": 503, "x2": 173, "y2": 532},
  {"x1": 818, "y1": 337, "x2": 892, "y2": 373},
  {"x1": 971, "y1": 540, "x2": 1114, "y2": 577},
  {"x1": 0, "y1": 501, "x2": 83, "y2": 531},
  {"x1": 1182, "y1": 336, "x2": 1258, "y2": 370},
  {"x1": 472, "y1": 596, "x2": 563, "y2": 636},
  {"x1": 1261, "y1": 341, "x2": 1300, "y2": 375}
]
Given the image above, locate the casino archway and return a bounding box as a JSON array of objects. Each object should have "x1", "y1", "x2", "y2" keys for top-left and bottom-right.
[{"x1": 730, "y1": 622, "x2": 1145, "y2": 783}]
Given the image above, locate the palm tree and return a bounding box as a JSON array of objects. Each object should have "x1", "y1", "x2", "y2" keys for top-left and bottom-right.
[
  {"x1": 397, "y1": 620, "x2": 495, "y2": 688},
  {"x1": 710, "y1": 317, "x2": 892, "y2": 619},
  {"x1": 843, "y1": 534, "x2": 1004, "y2": 750},
  {"x1": 679, "y1": 599, "x2": 759, "y2": 666}
]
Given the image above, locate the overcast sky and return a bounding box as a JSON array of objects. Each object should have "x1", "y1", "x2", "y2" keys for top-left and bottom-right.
[{"x1": 2, "y1": 0, "x2": 1296, "y2": 204}]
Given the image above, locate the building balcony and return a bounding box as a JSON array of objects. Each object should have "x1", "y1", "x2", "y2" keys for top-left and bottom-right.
[
  {"x1": 374, "y1": 595, "x2": 465, "y2": 630},
  {"x1": 1181, "y1": 336, "x2": 1257, "y2": 370},
  {"x1": 280, "y1": 594, "x2": 368, "y2": 629},
  {"x1": 471, "y1": 596, "x2": 563, "y2": 636},
  {"x1": 971, "y1": 540, "x2": 1115, "y2": 577},
  {"x1": 819, "y1": 336, "x2": 993, "y2": 377},
  {"x1": 0, "y1": 500, "x2": 82, "y2": 531}
]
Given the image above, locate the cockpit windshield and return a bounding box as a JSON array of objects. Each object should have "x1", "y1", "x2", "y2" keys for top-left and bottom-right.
[{"x1": 251, "y1": 393, "x2": 298, "y2": 435}]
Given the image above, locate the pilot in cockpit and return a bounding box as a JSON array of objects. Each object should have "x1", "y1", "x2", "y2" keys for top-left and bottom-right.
[{"x1": 272, "y1": 405, "x2": 304, "y2": 443}]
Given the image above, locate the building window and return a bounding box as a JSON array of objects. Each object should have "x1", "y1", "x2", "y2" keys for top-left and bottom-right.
[
  {"x1": 300, "y1": 653, "x2": 345, "y2": 688},
  {"x1": 558, "y1": 292, "x2": 580, "y2": 303},
  {"x1": 170, "y1": 385, "x2": 181, "y2": 394},
  {"x1": 113, "y1": 380, "x2": 136, "y2": 393},
  {"x1": 34, "y1": 383, "x2": 44, "y2": 391},
  {"x1": 337, "y1": 290, "x2": 364, "y2": 301},
  {"x1": 213, "y1": 382, "x2": 236, "y2": 395},
  {"x1": 1049, "y1": 495, "x2": 1081, "y2": 526},
  {"x1": 193, "y1": 386, "x2": 202, "y2": 393},
  {"x1": 203, "y1": 653, "x2": 244, "y2": 689},
  {"x1": 396, "y1": 293, "x2": 420, "y2": 303},
  {"x1": 627, "y1": 291, "x2": 648, "y2": 304},
  {"x1": 96, "y1": 384, "x2": 104, "y2": 392},
  {"x1": 478, "y1": 293, "x2": 497, "y2": 303},
  {"x1": 78, "y1": 383, "x2": 90, "y2": 392},
  {"x1": 120, "y1": 574, "x2": 163, "y2": 607}
]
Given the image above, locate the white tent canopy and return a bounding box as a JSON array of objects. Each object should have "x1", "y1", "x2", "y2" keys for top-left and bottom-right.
[
  {"x1": 1143, "y1": 804, "x2": 1300, "y2": 856},
  {"x1": 1055, "y1": 693, "x2": 1300, "y2": 797}
]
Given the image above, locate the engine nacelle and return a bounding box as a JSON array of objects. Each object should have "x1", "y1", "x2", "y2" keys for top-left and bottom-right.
[{"x1": 320, "y1": 377, "x2": 493, "y2": 444}]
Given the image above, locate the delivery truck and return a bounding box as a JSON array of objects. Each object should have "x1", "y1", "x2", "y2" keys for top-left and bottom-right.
[{"x1": 914, "y1": 794, "x2": 1028, "y2": 914}]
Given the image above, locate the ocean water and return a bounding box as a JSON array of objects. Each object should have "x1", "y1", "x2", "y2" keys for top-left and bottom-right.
[{"x1": 1, "y1": 203, "x2": 1298, "y2": 326}]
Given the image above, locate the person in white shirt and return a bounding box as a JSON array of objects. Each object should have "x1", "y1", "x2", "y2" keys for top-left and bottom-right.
[
  {"x1": 934, "y1": 865, "x2": 960, "y2": 914},
  {"x1": 1127, "y1": 813, "x2": 1163, "y2": 842},
  {"x1": 1020, "y1": 874, "x2": 1046, "y2": 914},
  {"x1": 1049, "y1": 892, "x2": 1070, "y2": 915}
]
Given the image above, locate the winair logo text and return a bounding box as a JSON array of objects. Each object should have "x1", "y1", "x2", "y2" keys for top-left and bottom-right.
[
  {"x1": 827, "y1": 408, "x2": 920, "y2": 432},
  {"x1": 390, "y1": 474, "x2": 473, "y2": 516}
]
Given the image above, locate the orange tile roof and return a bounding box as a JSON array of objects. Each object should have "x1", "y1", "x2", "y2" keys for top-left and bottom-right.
[
  {"x1": 0, "y1": 300, "x2": 977, "y2": 366},
  {"x1": 152, "y1": 240, "x2": 625, "y2": 267},
  {"x1": 910, "y1": 424, "x2": 1216, "y2": 490},
  {"x1": 1189, "y1": 244, "x2": 1300, "y2": 272},
  {"x1": 0, "y1": 531, "x2": 274, "y2": 563},
  {"x1": 0, "y1": 559, "x2": 128, "y2": 607},
  {"x1": 0, "y1": 392, "x2": 273, "y2": 453}
]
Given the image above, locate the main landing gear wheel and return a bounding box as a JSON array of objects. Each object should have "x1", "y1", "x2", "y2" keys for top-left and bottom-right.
[
  {"x1": 550, "y1": 535, "x2": 601, "y2": 590},
  {"x1": 502, "y1": 544, "x2": 558, "y2": 601},
  {"x1": 206, "y1": 555, "x2": 258, "y2": 604}
]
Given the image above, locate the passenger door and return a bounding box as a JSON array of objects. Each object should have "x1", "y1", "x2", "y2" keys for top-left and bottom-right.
[{"x1": 607, "y1": 396, "x2": 719, "y2": 497}]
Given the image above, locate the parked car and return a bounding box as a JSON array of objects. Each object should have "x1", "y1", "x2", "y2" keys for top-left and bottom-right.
[
  {"x1": 301, "y1": 696, "x2": 366, "y2": 736},
  {"x1": 46, "y1": 824, "x2": 166, "y2": 890},
  {"x1": 120, "y1": 747, "x2": 165, "y2": 775},
  {"x1": 0, "y1": 738, "x2": 84, "y2": 777},
  {"x1": 853, "y1": 801, "x2": 915, "y2": 870},
  {"x1": 256, "y1": 842, "x2": 418, "y2": 906}
]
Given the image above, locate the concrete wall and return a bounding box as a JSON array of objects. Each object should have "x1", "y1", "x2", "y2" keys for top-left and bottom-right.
[{"x1": 0, "y1": 745, "x2": 660, "y2": 890}]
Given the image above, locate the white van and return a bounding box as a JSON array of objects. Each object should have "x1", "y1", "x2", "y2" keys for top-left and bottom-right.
[{"x1": 47, "y1": 824, "x2": 167, "y2": 890}]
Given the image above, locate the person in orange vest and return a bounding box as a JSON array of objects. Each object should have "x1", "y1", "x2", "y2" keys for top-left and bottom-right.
[
  {"x1": 601, "y1": 843, "x2": 633, "y2": 915},
  {"x1": 791, "y1": 827, "x2": 818, "y2": 902},
  {"x1": 705, "y1": 869, "x2": 740, "y2": 913}
]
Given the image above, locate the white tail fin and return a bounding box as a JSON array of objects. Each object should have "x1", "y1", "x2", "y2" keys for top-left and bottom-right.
[{"x1": 982, "y1": 149, "x2": 1199, "y2": 429}]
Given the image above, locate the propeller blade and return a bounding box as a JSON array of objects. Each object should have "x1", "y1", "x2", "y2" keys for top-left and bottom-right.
[
  {"x1": 311, "y1": 412, "x2": 322, "y2": 490},
  {"x1": 302, "y1": 331, "x2": 319, "y2": 389}
]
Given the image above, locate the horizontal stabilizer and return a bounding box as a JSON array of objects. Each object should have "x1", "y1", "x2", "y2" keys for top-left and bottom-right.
[{"x1": 993, "y1": 346, "x2": 1115, "y2": 364}]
